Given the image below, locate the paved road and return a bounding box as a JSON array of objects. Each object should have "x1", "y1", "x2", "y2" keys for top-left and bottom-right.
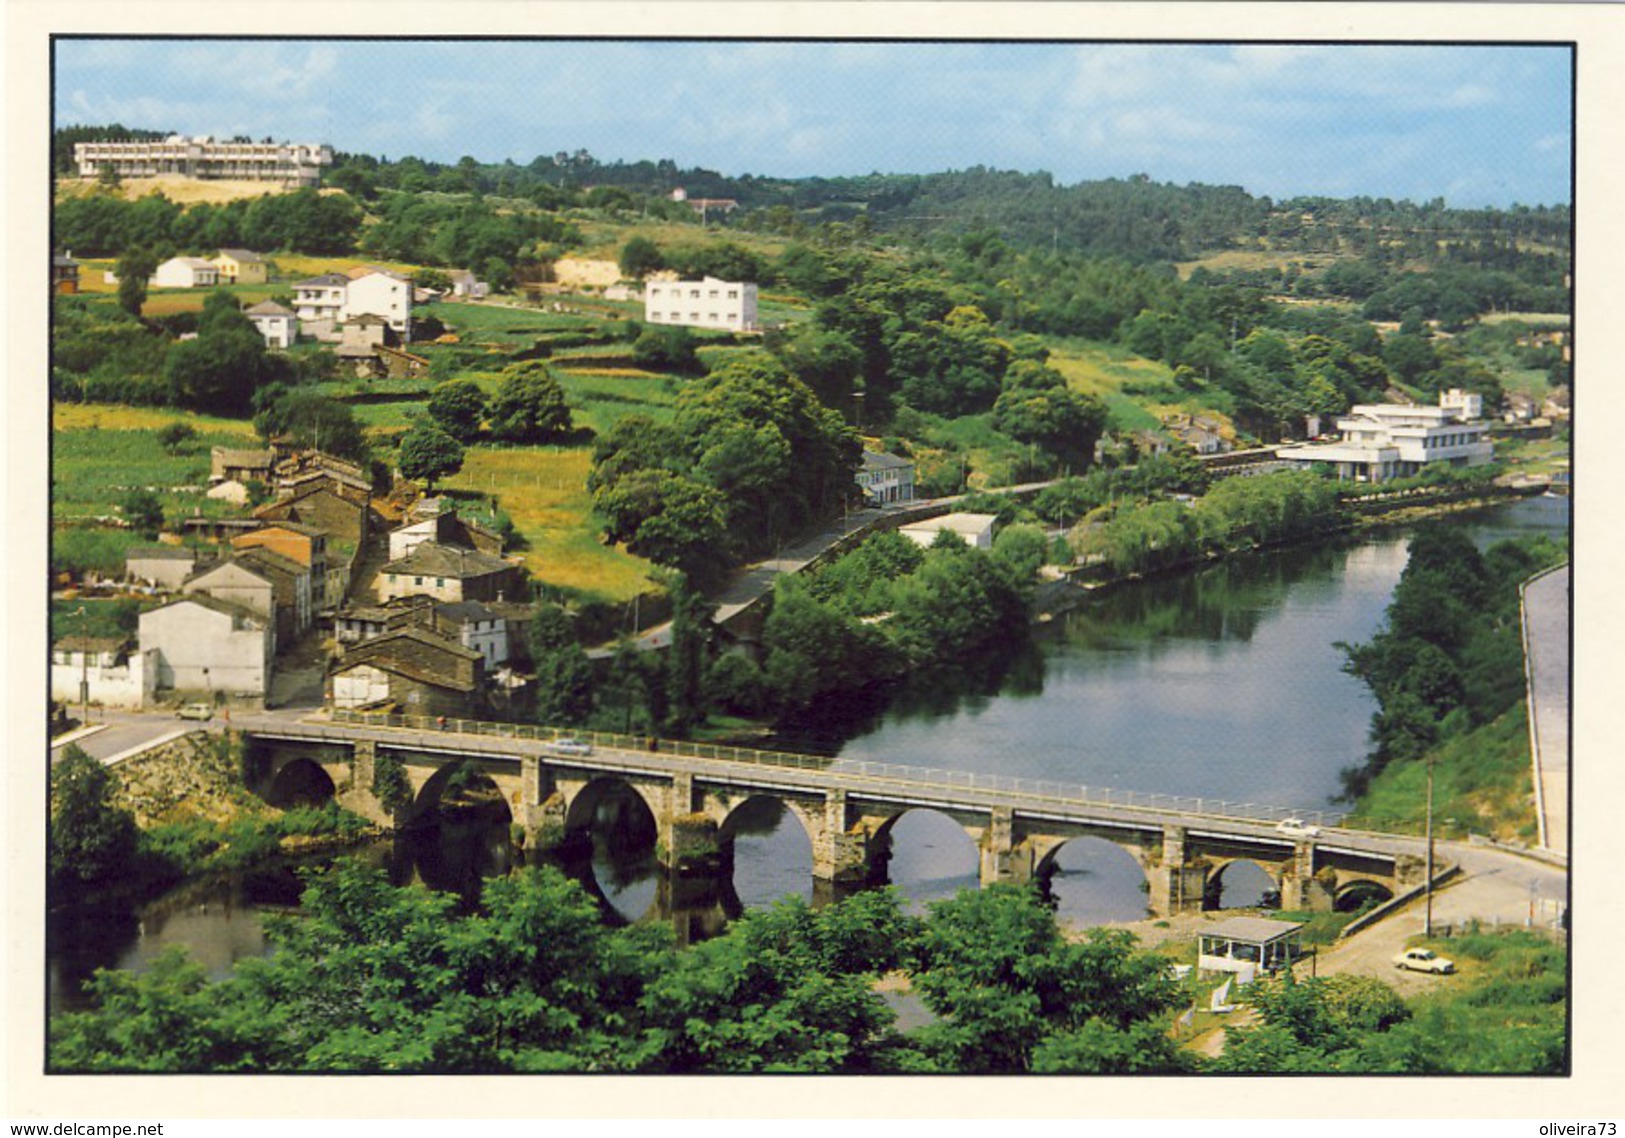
[
  {"x1": 51, "y1": 703, "x2": 324, "y2": 764},
  {"x1": 1522, "y1": 565, "x2": 1569, "y2": 855},
  {"x1": 1313, "y1": 839, "x2": 1566, "y2": 992}
]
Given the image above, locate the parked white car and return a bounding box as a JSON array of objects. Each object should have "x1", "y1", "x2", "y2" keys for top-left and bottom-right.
[
  {"x1": 176, "y1": 702, "x2": 214, "y2": 721},
  {"x1": 1393, "y1": 947, "x2": 1456, "y2": 974},
  {"x1": 1276, "y1": 817, "x2": 1322, "y2": 839},
  {"x1": 545, "y1": 737, "x2": 593, "y2": 757}
]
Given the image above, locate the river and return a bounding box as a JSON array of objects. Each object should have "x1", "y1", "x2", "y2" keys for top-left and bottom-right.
[{"x1": 47, "y1": 494, "x2": 1569, "y2": 1016}]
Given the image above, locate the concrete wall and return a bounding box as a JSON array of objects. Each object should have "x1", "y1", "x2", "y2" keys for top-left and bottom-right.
[{"x1": 50, "y1": 649, "x2": 156, "y2": 708}]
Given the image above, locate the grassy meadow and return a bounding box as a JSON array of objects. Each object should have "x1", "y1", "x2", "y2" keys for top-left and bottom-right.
[{"x1": 442, "y1": 447, "x2": 655, "y2": 604}]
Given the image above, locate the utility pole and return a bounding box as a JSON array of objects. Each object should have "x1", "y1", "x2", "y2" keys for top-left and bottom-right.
[
  {"x1": 73, "y1": 606, "x2": 90, "y2": 725},
  {"x1": 1424, "y1": 754, "x2": 1436, "y2": 938}
]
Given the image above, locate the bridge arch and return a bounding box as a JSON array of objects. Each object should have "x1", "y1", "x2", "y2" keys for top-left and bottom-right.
[
  {"x1": 265, "y1": 756, "x2": 336, "y2": 808},
  {"x1": 562, "y1": 776, "x2": 662, "y2": 850},
  {"x1": 717, "y1": 795, "x2": 816, "y2": 910},
  {"x1": 1204, "y1": 858, "x2": 1283, "y2": 910},
  {"x1": 407, "y1": 759, "x2": 516, "y2": 828},
  {"x1": 1032, "y1": 835, "x2": 1153, "y2": 925},
  {"x1": 1333, "y1": 878, "x2": 1394, "y2": 912},
  {"x1": 871, "y1": 808, "x2": 980, "y2": 898}
]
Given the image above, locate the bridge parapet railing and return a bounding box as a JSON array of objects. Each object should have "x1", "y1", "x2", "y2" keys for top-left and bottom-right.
[{"x1": 323, "y1": 709, "x2": 1345, "y2": 828}]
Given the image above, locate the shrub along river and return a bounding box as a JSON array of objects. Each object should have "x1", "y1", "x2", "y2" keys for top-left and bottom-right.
[{"x1": 47, "y1": 494, "x2": 1569, "y2": 1017}]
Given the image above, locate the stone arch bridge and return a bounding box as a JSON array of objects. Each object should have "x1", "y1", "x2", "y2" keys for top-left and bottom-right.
[{"x1": 247, "y1": 714, "x2": 1434, "y2": 916}]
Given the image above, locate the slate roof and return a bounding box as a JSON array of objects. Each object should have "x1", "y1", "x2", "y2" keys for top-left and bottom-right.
[
  {"x1": 436, "y1": 600, "x2": 502, "y2": 624},
  {"x1": 127, "y1": 545, "x2": 198, "y2": 561},
  {"x1": 216, "y1": 249, "x2": 266, "y2": 263},
  {"x1": 242, "y1": 520, "x2": 329, "y2": 539},
  {"x1": 336, "y1": 626, "x2": 480, "y2": 691},
  {"x1": 295, "y1": 273, "x2": 350, "y2": 288},
  {"x1": 245, "y1": 300, "x2": 294, "y2": 316},
  {"x1": 53, "y1": 636, "x2": 132, "y2": 655},
  {"x1": 862, "y1": 450, "x2": 914, "y2": 472},
  {"x1": 147, "y1": 593, "x2": 266, "y2": 625},
  {"x1": 383, "y1": 542, "x2": 514, "y2": 580},
  {"x1": 185, "y1": 558, "x2": 274, "y2": 588},
  {"x1": 214, "y1": 447, "x2": 274, "y2": 469}
]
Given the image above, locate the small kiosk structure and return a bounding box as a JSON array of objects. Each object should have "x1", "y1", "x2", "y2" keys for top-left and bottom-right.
[{"x1": 1198, "y1": 916, "x2": 1304, "y2": 981}]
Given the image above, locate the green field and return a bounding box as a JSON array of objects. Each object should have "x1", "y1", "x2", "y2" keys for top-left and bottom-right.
[
  {"x1": 441, "y1": 446, "x2": 655, "y2": 604},
  {"x1": 51, "y1": 410, "x2": 259, "y2": 522}
]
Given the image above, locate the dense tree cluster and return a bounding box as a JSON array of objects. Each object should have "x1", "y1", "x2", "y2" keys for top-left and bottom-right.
[
  {"x1": 751, "y1": 529, "x2": 1032, "y2": 719},
  {"x1": 48, "y1": 863, "x2": 1192, "y2": 1074},
  {"x1": 588, "y1": 356, "x2": 861, "y2": 580},
  {"x1": 1072, "y1": 470, "x2": 1339, "y2": 577},
  {"x1": 55, "y1": 186, "x2": 363, "y2": 258},
  {"x1": 1340, "y1": 528, "x2": 1566, "y2": 789}
]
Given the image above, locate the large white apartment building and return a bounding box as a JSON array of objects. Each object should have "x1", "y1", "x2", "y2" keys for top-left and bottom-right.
[
  {"x1": 644, "y1": 277, "x2": 758, "y2": 332},
  {"x1": 74, "y1": 135, "x2": 334, "y2": 187},
  {"x1": 1276, "y1": 389, "x2": 1494, "y2": 483}
]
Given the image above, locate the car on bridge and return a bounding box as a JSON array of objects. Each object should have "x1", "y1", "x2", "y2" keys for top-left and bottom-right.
[
  {"x1": 1276, "y1": 817, "x2": 1321, "y2": 839},
  {"x1": 545, "y1": 737, "x2": 593, "y2": 757},
  {"x1": 1393, "y1": 947, "x2": 1456, "y2": 974}
]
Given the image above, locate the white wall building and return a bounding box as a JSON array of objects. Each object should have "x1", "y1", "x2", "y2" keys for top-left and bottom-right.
[
  {"x1": 75, "y1": 136, "x2": 333, "y2": 187},
  {"x1": 152, "y1": 256, "x2": 220, "y2": 289},
  {"x1": 51, "y1": 638, "x2": 157, "y2": 709},
  {"x1": 436, "y1": 601, "x2": 510, "y2": 670},
  {"x1": 293, "y1": 273, "x2": 348, "y2": 333},
  {"x1": 644, "y1": 277, "x2": 758, "y2": 332},
  {"x1": 899, "y1": 512, "x2": 999, "y2": 551},
  {"x1": 345, "y1": 270, "x2": 413, "y2": 339},
  {"x1": 857, "y1": 451, "x2": 916, "y2": 506},
  {"x1": 245, "y1": 300, "x2": 297, "y2": 349},
  {"x1": 138, "y1": 595, "x2": 272, "y2": 701},
  {"x1": 1276, "y1": 389, "x2": 1494, "y2": 483}
]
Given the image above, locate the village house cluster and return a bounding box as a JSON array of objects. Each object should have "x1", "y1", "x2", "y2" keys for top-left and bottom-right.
[{"x1": 52, "y1": 441, "x2": 535, "y2": 720}]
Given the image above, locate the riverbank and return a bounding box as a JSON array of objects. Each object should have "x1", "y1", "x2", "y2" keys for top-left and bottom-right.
[{"x1": 1041, "y1": 481, "x2": 1544, "y2": 617}]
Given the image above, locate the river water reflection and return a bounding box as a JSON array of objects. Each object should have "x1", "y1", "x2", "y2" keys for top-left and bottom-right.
[{"x1": 48, "y1": 495, "x2": 1568, "y2": 1015}]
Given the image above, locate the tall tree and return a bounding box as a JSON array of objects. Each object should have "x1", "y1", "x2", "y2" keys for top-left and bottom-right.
[{"x1": 397, "y1": 420, "x2": 465, "y2": 491}]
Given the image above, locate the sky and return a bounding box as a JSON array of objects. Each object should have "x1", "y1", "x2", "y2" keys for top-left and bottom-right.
[{"x1": 53, "y1": 39, "x2": 1573, "y2": 208}]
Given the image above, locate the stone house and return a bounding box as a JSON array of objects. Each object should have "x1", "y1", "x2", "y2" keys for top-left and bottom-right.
[
  {"x1": 52, "y1": 251, "x2": 80, "y2": 294},
  {"x1": 328, "y1": 626, "x2": 483, "y2": 718},
  {"x1": 235, "y1": 547, "x2": 315, "y2": 640},
  {"x1": 211, "y1": 446, "x2": 275, "y2": 485},
  {"x1": 333, "y1": 594, "x2": 436, "y2": 645},
  {"x1": 231, "y1": 522, "x2": 330, "y2": 608},
  {"x1": 434, "y1": 601, "x2": 511, "y2": 670},
  {"x1": 138, "y1": 595, "x2": 272, "y2": 703},
  {"x1": 388, "y1": 506, "x2": 504, "y2": 561},
  {"x1": 377, "y1": 542, "x2": 525, "y2": 605}
]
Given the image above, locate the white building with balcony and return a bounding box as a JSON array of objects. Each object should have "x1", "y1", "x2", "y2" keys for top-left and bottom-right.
[
  {"x1": 1276, "y1": 389, "x2": 1494, "y2": 483},
  {"x1": 644, "y1": 277, "x2": 758, "y2": 332},
  {"x1": 74, "y1": 135, "x2": 333, "y2": 187}
]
